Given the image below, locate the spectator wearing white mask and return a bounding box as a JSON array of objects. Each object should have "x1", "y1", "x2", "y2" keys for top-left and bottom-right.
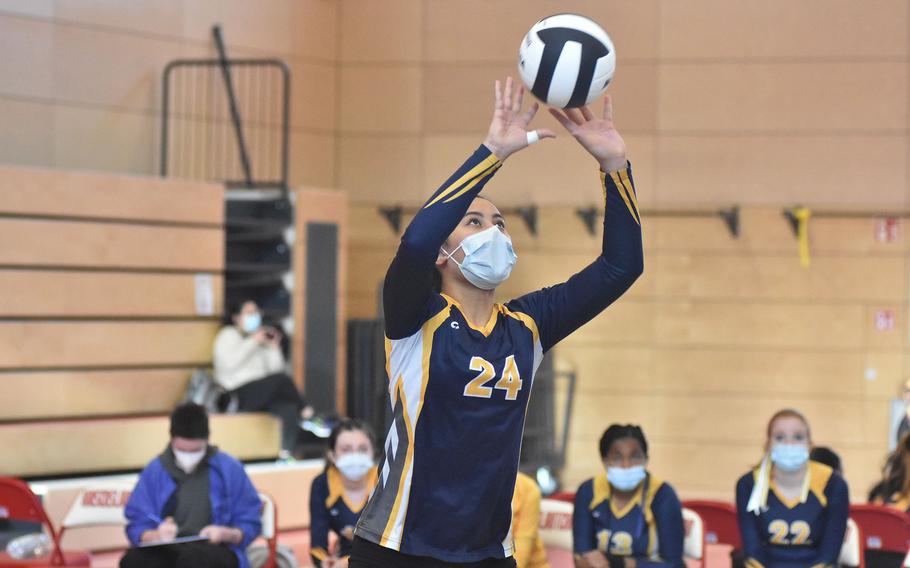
[
  {"x1": 309, "y1": 419, "x2": 378, "y2": 568},
  {"x1": 735, "y1": 409, "x2": 848, "y2": 568},
  {"x1": 573, "y1": 424, "x2": 684, "y2": 568},
  {"x1": 213, "y1": 299, "x2": 312, "y2": 457},
  {"x1": 121, "y1": 403, "x2": 261, "y2": 568}
]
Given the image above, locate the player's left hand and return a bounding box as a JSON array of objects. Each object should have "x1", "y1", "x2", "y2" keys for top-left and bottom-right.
[
  {"x1": 549, "y1": 95, "x2": 627, "y2": 173},
  {"x1": 483, "y1": 76, "x2": 555, "y2": 161}
]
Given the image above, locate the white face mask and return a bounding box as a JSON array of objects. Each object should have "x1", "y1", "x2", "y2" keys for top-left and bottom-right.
[
  {"x1": 335, "y1": 452, "x2": 374, "y2": 482},
  {"x1": 241, "y1": 313, "x2": 262, "y2": 333},
  {"x1": 441, "y1": 226, "x2": 517, "y2": 290},
  {"x1": 173, "y1": 447, "x2": 207, "y2": 474}
]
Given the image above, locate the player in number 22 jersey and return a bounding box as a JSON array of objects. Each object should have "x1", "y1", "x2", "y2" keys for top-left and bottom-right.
[{"x1": 352, "y1": 76, "x2": 644, "y2": 566}]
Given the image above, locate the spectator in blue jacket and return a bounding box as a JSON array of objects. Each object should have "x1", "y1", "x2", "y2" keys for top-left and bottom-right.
[{"x1": 121, "y1": 403, "x2": 262, "y2": 568}]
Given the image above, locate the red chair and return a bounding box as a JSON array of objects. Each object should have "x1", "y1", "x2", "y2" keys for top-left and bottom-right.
[
  {"x1": 849, "y1": 504, "x2": 910, "y2": 556},
  {"x1": 0, "y1": 477, "x2": 90, "y2": 567},
  {"x1": 549, "y1": 491, "x2": 575, "y2": 504},
  {"x1": 681, "y1": 500, "x2": 741, "y2": 549}
]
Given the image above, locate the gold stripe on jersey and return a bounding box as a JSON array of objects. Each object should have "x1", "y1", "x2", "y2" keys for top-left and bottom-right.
[
  {"x1": 807, "y1": 461, "x2": 833, "y2": 507},
  {"x1": 605, "y1": 170, "x2": 640, "y2": 225},
  {"x1": 442, "y1": 162, "x2": 503, "y2": 204},
  {"x1": 424, "y1": 154, "x2": 501, "y2": 208},
  {"x1": 379, "y1": 301, "x2": 452, "y2": 548},
  {"x1": 589, "y1": 472, "x2": 664, "y2": 522},
  {"x1": 591, "y1": 473, "x2": 611, "y2": 510},
  {"x1": 310, "y1": 547, "x2": 328, "y2": 561},
  {"x1": 440, "y1": 293, "x2": 500, "y2": 336},
  {"x1": 380, "y1": 382, "x2": 415, "y2": 546},
  {"x1": 745, "y1": 559, "x2": 766, "y2": 568},
  {"x1": 618, "y1": 169, "x2": 638, "y2": 210},
  {"x1": 384, "y1": 338, "x2": 392, "y2": 384},
  {"x1": 327, "y1": 465, "x2": 377, "y2": 513},
  {"x1": 767, "y1": 460, "x2": 832, "y2": 510},
  {"x1": 501, "y1": 306, "x2": 540, "y2": 346}
]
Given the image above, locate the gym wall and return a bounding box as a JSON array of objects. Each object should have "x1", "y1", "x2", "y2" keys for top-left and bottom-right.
[
  {"x1": 0, "y1": 0, "x2": 907, "y2": 499},
  {"x1": 338, "y1": 0, "x2": 909, "y2": 500}
]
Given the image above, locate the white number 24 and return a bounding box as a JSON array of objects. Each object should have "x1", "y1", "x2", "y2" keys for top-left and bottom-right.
[{"x1": 463, "y1": 355, "x2": 523, "y2": 400}]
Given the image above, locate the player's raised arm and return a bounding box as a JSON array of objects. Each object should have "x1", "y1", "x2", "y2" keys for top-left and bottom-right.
[
  {"x1": 382, "y1": 77, "x2": 552, "y2": 339},
  {"x1": 508, "y1": 96, "x2": 643, "y2": 352}
]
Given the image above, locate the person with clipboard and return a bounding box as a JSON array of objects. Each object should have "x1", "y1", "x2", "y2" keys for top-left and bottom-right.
[{"x1": 121, "y1": 403, "x2": 262, "y2": 568}]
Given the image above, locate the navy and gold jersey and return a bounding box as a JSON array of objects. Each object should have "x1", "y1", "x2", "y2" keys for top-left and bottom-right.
[
  {"x1": 736, "y1": 461, "x2": 849, "y2": 568},
  {"x1": 309, "y1": 466, "x2": 378, "y2": 565},
  {"x1": 354, "y1": 145, "x2": 643, "y2": 562},
  {"x1": 573, "y1": 473, "x2": 684, "y2": 567}
]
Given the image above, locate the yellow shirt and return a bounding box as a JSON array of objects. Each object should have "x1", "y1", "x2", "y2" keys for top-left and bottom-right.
[{"x1": 512, "y1": 473, "x2": 551, "y2": 568}]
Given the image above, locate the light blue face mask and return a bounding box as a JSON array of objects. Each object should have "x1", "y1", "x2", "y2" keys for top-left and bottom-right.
[
  {"x1": 607, "y1": 465, "x2": 647, "y2": 492},
  {"x1": 441, "y1": 226, "x2": 517, "y2": 290},
  {"x1": 241, "y1": 313, "x2": 262, "y2": 333},
  {"x1": 771, "y1": 444, "x2": 809, "y2": 472}
]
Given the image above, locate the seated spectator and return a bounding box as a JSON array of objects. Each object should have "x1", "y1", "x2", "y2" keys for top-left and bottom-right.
[
  {"x1": 573, "y1": 424, "x2": 684, "y2": 568},
  {"x1": 309, "y1": 419, "x2": 378, "y2": 568},
  {"x1": 809, "y1": 446, "x2": 842, "y2": 475},
  {"x1": 121, "y1": 403, "x2": 262, "y2": 568},
  {"x1": 735, "y1": 409, "x2": 848, "y2": 568},
  {"x1": 512, "y1": 471, "x2": 550, "y2": 568},
  {"x1": 214, "y1": 300, "x2": 312, "y2": 458},
  {"x1": 869, "y1": 432, "x2": 910, "y2": 511}
]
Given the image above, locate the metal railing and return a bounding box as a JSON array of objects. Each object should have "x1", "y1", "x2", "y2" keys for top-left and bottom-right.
[{"x1": 160, "y1": 26, "x2": 290, "y2": 192}]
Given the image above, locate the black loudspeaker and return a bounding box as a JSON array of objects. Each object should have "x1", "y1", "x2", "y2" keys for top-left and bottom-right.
[{"x1": 303, "y1": 222, "x2": 338, "y2": 413}]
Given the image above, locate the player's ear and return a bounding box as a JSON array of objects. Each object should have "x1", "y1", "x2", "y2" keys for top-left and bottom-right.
[{"x1": 436, "y1": 244, "x2": 449, "y2": 267}]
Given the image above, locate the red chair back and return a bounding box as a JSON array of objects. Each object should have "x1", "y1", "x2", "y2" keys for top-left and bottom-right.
[
  {"x1": 682, "y1": 500, "x2": 741, "y2": 549},
  {"x1": 549, "y1": 491, "x2": 575, "y2": 504},
  {"x1": 0, "y1": 477, "x2": 64, "y2": 565},
  {"x1": 849, "y1": 504, "x2": 910, "y2": 554}
]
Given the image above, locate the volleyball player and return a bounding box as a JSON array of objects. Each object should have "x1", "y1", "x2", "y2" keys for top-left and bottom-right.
[
  {"x1": 735, "y1": 409, "x2": 849, "y2": 568},
  {"x1": 309, "y1": 420, "x2": 378, "y2": 567},
  {"x1": 573, "y1": 425, "x2": 684, "y2": 568},
  {"x1": 350, "y1": 76, "x2": 643, "y2": 567}
]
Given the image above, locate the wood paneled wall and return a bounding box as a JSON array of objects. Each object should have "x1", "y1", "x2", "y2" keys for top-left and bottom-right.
[
  {"x1": 0, "y1": 1, "x2": 336, "y2": 189},
  {"x1": 335, "y1": 0, "x2": 907, "y2": 208},
  {"x1": 0, "y1": 167, "x2": 279, "y2": 476},
  {"x1": 338, "y1": 0, "x2": 909, "y2": 502},
  {"x1": 349, "y1": 202, "x2": 907, "y2": 501}
]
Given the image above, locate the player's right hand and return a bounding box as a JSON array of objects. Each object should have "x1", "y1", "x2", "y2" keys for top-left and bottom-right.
[{"x1": 483, "y1": 76, "x2": 555, "y2": 161}]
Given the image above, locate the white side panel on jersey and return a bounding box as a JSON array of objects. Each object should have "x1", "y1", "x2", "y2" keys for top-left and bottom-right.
[
  {"x1": 501, "y1": 520, "x2": 515, "y2": 557},
  {"x1": 383, "y1": 328, "x2": 428, "y2": 548},
  {"x1": 502, "y1": 336, "x2": 543, "y2": 557},
  {"x1": 531, "y1": 337, "x2": 544, "y2": 378}
]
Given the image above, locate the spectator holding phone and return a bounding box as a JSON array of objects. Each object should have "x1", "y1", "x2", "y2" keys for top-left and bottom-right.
[{"x1": 214, "y1": 299, "x2": 312, "y2": 457}]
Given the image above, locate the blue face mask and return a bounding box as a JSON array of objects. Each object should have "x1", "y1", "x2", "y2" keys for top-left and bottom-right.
[
  {"x1": 771, "y1": 444, "x2": 809, "y2": 472},
  {"x1": 241, "y1": 313, "x2": 262, "y2": 333},
  {"x1": 607, "y1": 465, "x2": 647, "y2": 492},
  {"x1": 442, "y1": 226, "x2": 517, "y2": 290}
]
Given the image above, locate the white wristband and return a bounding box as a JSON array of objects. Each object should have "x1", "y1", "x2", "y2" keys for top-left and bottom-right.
[{"x1": 526, "y1": 130, "x2": 540, "y2": 146}]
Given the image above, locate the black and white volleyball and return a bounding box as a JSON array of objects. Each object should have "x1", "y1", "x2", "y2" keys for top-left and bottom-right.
[{"x1": 518, "y1": 14, "x2": 616, "y2": 109}]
